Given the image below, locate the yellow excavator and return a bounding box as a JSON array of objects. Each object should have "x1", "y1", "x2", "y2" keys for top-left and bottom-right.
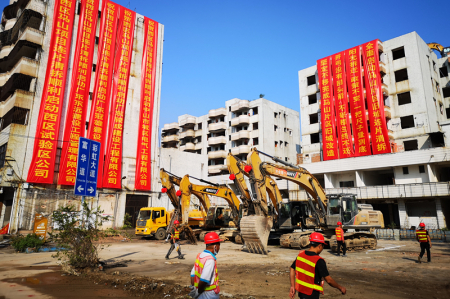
[
  {"x1": 428, "y1": 43, "x2": 450, "y2": 57},
  {"x1": 227, "y1": 148, "x2": 384, "y2": 254}
]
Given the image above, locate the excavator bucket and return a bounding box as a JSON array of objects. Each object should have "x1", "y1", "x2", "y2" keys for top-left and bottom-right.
[{"x1": 240, "y1": 215, "x2": 273, "y2": 255}]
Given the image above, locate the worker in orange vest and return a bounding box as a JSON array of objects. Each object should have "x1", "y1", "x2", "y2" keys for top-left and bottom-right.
[
  {"x1": 335, "y1": 221, "x2": 347, "y2": 257},
  {"x1": 189, "y1": 232, "x2": 221, "y2": 299},
  {"x1": 416, "y1": 222, "x2": 432, "y2": 263},
  {"x1": 289, "y1": 232, "x2": 346, "y2": 299},
  {"x1": 165, "y1": 220, "x2": 184, "y2": 260}
]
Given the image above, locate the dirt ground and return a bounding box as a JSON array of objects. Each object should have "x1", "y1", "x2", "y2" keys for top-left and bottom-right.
[{"x1": 1, "y1": 238, "x2": 449, "y2": 299}]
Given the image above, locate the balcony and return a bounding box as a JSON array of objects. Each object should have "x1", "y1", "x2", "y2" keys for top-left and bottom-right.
[
  {"x1": 194, "y1": 143, "x2": 202, "y2": 150},
  {"x1": 179, "y1": 129, "x2": 194, "y2": 139},
  {"x1": 162, "y1": 122, "x2": 179, "y2": 131},
  {"x1": 289, "y1": 182, "x2": 450, "y2": 201},
  {"x1": 231, "y1": 130, "x2": 250, "y2": 141},
  {"x1": 231, "y1": 115, "x2": 250, "y2": 127},
  {"x1": 208, "y1": 107, "x2": 227, "y2": 118},
  {"x1": 208, "y1": 164, "x2": 228, "y2": 174},
  {"x1": 208, "y1": 150, "x2": 227, "y2": 159},
  {"x1": 208, "y1": 136, "x2": 227, "y2": 146},
  {"x1": 230, "y1": 145, "x2": 250, "y2": 155},
  {"x1": 180, "y1": 142, "x2": 195, "y2": 151},
  {"x1": 194, "y1": 129, "x2": 203, "y2": 137},
  {"x1": 208, "y1": 122, "x2": 227, "y2": 132},
  {"x1": 0, "y1": 90, "x2": 33, "y2": 117},
  {"x1": 162, "y1": 135, "x2": 179, "y2": 143},
  {"x1": 381, "y1": 83, "x2": 388, "y2": 96},
  {"x1": 179, "y1": 115, "x2": 196, "y2": 127},
  {"x1": 3, "y1": 0, "x2": 46, "y2": 20},
  {"x1": 0, "y1": 9, "x2": 43, "y2": 48},
  {"x1": 0, "y1": 27, "x2": 44, "y2": 59},
  {"x1": 230, "y1": 100, "x2": 250, "y2": 112},
  {"x1": 0, "y1": 73, "x2": 33, "y2": 102},
  {"x1": 0, "y1": 57, "x2": 39, "y2": 86}
]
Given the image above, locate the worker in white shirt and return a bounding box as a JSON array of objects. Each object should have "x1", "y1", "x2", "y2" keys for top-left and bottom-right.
[{"x1": 188, "y1": 232, "x2": 221, "y2": 299}]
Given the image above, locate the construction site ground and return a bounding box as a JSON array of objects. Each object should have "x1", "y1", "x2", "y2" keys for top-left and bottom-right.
[{"x1": 1, "y1": 237, "x2": 449, "y2": 299}]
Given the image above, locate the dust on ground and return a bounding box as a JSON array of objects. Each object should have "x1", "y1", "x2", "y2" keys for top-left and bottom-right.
[{"x1": 1, "y1": 238, "x2": 450, "y2": 298}]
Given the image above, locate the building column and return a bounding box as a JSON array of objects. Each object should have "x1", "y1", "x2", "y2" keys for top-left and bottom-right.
[
  {"x1": 398, "y1": 199, "x2": 408, "y2": 229},
  {"x1": 435, "y1": 199, "x2": 446, "y2": 229},
  {"x1": 324, "y1": 173, "x2": 333, "y2": 189},
  {"x1": 0, "y1": 200, "x2": 5, "y2": 227},
  {"x1": 355, "y1": 171, "x2": 365, "y2": 187},
  {"x1": 427, "y1": 164, "x2": 438, "y2": 182}
]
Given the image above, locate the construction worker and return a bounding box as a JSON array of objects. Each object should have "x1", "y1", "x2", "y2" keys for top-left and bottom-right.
[
  {"x1": 335, "y1": 221, "x2": 346, "y2": 257},
  {"x1": 289, "y1": 232, "x2": 346, "y2": 299},
  {"x1": 416, "y1": 222, "x2": 432, "y2": 263},
  {"x1": 189, "y1": 232, "x2": 221, "y2": 299},
  {"x1": 165, "y1": 220, "x2": 184, "y2": 260}
]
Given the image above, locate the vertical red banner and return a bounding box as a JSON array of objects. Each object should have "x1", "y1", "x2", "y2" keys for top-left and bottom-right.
[
  {"x1": 135, "y1": 18, "x2": 159, "y2": 191},
  {"x1": 362, "y1": 40, "x2": 391, "y2": 155},
  {"x1": 332, "y1": 52, "x2": 354, "y2": 158},
  {"x1": 318, "y1": 57, "x2": 338, "y2": 161},
  {"x1": 27, "y1": 0, "x2": 77, "y2": 184},
  {"x1": 345, "y1": 46, "x2": 371, "y2": 156},
  {"x1": 102, "y1": 8, "x2": 136, "y2": 188},
  {"x1": 58, "y1": 0, "x2": 100, "y2": 185},
  {"x1": 87, "y1": 0, "x2": 119, "y2": 188}
]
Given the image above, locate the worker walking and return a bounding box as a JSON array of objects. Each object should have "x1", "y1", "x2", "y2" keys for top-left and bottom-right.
[
  {"x1": 416, "y1": 222, "x2": 432, "y2": 263},
  {"x1": 189, "y1": 232, "x2": 221, "y2": 299},
  {"x1": 165, "y1": 220, "x2": 184, "y2": 260},
  {"x1": 289, "y1": 232, "x2": 346, "y2": 299},
  {"x1": 335, "y1": 221, "x2": 347, "y2": 257}
]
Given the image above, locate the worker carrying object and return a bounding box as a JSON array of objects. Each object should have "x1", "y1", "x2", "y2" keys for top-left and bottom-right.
[
  {"x1": 189, "y1": 232, "x2": 221, "y2": 299},
  {"x1": 289, "y1": 232, "x2": 346, "y2": 299},
  {"x1": 335, "y1": 222, "x2": 347, "y2": 257},
  {"x1": 416, "y1": 222, "x2": 432, "y2": 263},
  {"x1": 165, "y1": 220, "x2": 184, "y2": 260}
]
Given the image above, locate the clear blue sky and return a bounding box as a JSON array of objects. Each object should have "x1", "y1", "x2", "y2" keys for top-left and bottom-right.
[{"x1": 5, "y1": 0, "x2": 449, "y2": 131}]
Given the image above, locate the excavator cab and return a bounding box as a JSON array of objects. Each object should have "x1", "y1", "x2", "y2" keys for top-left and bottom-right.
[
  {"x1": 327, "y1": 194, "x2": 358, "y2": 226},
  {"x1": 277, "y1": 202, "x2": 309, "y2": 230},
  {"x1": 205, "y1": 206, "x2": 233, "y2": 228}
]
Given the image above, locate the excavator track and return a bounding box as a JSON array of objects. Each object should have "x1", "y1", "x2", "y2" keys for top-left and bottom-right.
[{"x1": 240, "y1": 215, "x2": 273, "y2": 255}]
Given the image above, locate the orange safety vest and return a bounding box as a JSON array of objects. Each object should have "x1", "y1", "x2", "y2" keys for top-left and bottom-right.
[
  {"x1": 193, "y1": 252, "x2": 220, "y2": 294},
  {"x1": 295, "y1": 250, "x2": 324, "y2": 296},
  {"x1": 416, "y1": 229, "x2": 428, "y2": 243},
  {"x1": 173, "y1": 228, "x2": 180, "y2": 240},
  {"x1": 335, "y1": 227, "x2": 344, "y2": 241}
]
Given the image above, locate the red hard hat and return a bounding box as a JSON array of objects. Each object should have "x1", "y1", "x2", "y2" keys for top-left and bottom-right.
[
  {"x1": 419, "y1": 223, "x2": 425, "y2": 228},
  {"x1": 204, "y1": 232, "x2": 221, "y2": 244},
  {"x1": 176, "y1": 190, "x2": 182, "y2": 196},
  {"x1": 161, "y1": 187, "x2": 168, "y2": 193},
  {"x1": 173, "y1": 220, "x2": 180, "y2": 225},
  {"x1": 244, "y1": 165, "x2": 252, "y2": 172},
  {"x1": 229, "y1": 174, "x2": 236, "y2": 180},
  {"x1": 337, "y1": 221, "x2": 342, "y2": 226},
  {"x1": 309, "y1": 232, "x2": 326, "y2": 244}
]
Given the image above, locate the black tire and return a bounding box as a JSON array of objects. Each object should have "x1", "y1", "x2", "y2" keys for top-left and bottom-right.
[{"x1": 155, "y1": 228, "x2": 167, "y2": 240}]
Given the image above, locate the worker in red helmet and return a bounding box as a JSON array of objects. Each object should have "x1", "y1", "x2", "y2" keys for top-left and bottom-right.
[
  {"x1": 189, "y1": 232, "x2": 221, "y2": 299},
  {"x1": 289, "y1": 232, "x2": 346, "y2": 299},
  {"x1": 416, "y1": 222, "x2": 432, "y2": 263},
  {"x1": 165, "y1": 220, "x2": 184, "y2": 260},
  {"x1": 335, "y1": 221, "x2": 346, "y2": 257}
]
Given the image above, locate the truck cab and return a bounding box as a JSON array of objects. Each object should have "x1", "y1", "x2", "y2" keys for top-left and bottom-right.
[{"x1": 135, "y1": 207, "x2": 169, "y2": 240}]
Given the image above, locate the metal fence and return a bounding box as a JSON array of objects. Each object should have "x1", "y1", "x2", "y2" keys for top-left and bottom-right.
[{"x1": 375, "y1": 229, "x2": 450, "y2": 241}]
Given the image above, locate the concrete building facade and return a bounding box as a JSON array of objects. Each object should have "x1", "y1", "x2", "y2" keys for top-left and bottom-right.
[
  {"x1": 297, "y1": 32, "x2": 450, "y2": 229},
  {"x1": 0, "y1": 0, "x2": 164, "y2": 232}
]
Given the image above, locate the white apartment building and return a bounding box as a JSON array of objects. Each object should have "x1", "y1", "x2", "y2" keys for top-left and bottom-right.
[
  {"x1": 297, "y1": 32, "x2": 450, "y2": 229},
  {"x1": 161, "y1": 98, "x2": 301, "y2": 187}
]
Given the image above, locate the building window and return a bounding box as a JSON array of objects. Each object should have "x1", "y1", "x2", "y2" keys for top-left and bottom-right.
[
  {"x1": 400, "y1": 115, "x2": 415, "y2": 129},
  {"x1": 285, "y1": 141, "x2": 288, "y2": 147},
  {"x1": 251, "y1": 122, "x2": 258, "y2": 130},
  {"x1": 307, "y1": 75, "x2": 316, "y2": 86},
  {"x1": 253, "y1": 107, "x2": 258, "y2": 115},
  {"x1": 0, "y1": 143, "x2": 7, "y2": 168},
  {"x1": 54, "y1": 148, "x2": 62, "y2": 172},
  {"x1": 394, "y1": 69, "x2": 408, "y2": 82},
  {"x1": 92, "y1": 64, "x2": 96, "y2": 72},
  {"x1": 404, "y1": 139, "x2": 418, "y2": 151},
  {"x1": 308, "y1": 94, "x2": 317, "y2": 105},
  {"x1": 309, "y1": 113, "x2": 318, "y2": 124},
  {"x1": 275, "y1": 141, "x2": 278, "y2": 147},
  {"x1": 253, "y1": 138, "x2": 259, "y2": 146},
  {"x1": 285, "y1": 157, "x2": 288, "y2": 162},
  {"x1": 274, "y1": 125, "x2": 278, "y2": 131},
  {"x1": 392, "y1": 47, "x2": 405, "y2": 60},
  {"x1": 397, "y1": 92, "x2": 411, "y2": 105},
  {"x1": 229, "y1": 121, "x2": 231, "y2": 126},
  {"x1": 419, "y1": 165, "x2": 425, "y2": 173},
  {"x1": 446, "y1": 107, "x2": 450, "y2": 119},
  {"x1": 77, "y1": 2, "x2": 81, "y2": 14},
  {"x1": 440, "y1": 66, "x2": 448, "y2": 78},
  {"x1": 198, "y1": 123, "x2": 202, "y2": 130},
  {"x1": 443, "y1": 87, "x2": 450, "y2": 98},
  {"x1": 229, "y1": 106, "x2": 231, "y2": 111},
  {"x1": 274, "y1": 112, "x2": 278, "y2": 118},
  {"x1": 95, "y1": 36, "x2": 99, "y2": 44},
  {"x1": 403, "y1": 167, "x2": 409, "y2": 175},
  {"x1": 311, "y1": 133, "x2": 320, "y2": 144},
  {"x1": 339, "y1": 181, "x2": 354, "y2": 187}
]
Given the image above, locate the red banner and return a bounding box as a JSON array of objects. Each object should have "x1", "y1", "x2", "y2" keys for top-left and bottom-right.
[
  {"x1": 27, "y1": 0, "x2": 77, "y2": 184},
  {"x1": 58, "y1": 0, "x2": 100, "y2": 185},
  {"x1": 362, "y1": 40, "x2": 391, "y2": 155},
  {"x1": 87, "y1": 0, "x2": 119, "y2": 188},
  {"x1": 345, "y1": 46, "x2": 371, "y2": 156},
  {"x1": 332, "y1": 52, "x2": 354, "y2": 159},
  {"x1": 135, "y1": 18, "x2": 159, "y2": 191},
  {"x1": 102, "y1": 8, "x2": 136, "y2": 188},
  {"x1": 318, "y1": 57, "x2": 338, "y2": 161}
]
